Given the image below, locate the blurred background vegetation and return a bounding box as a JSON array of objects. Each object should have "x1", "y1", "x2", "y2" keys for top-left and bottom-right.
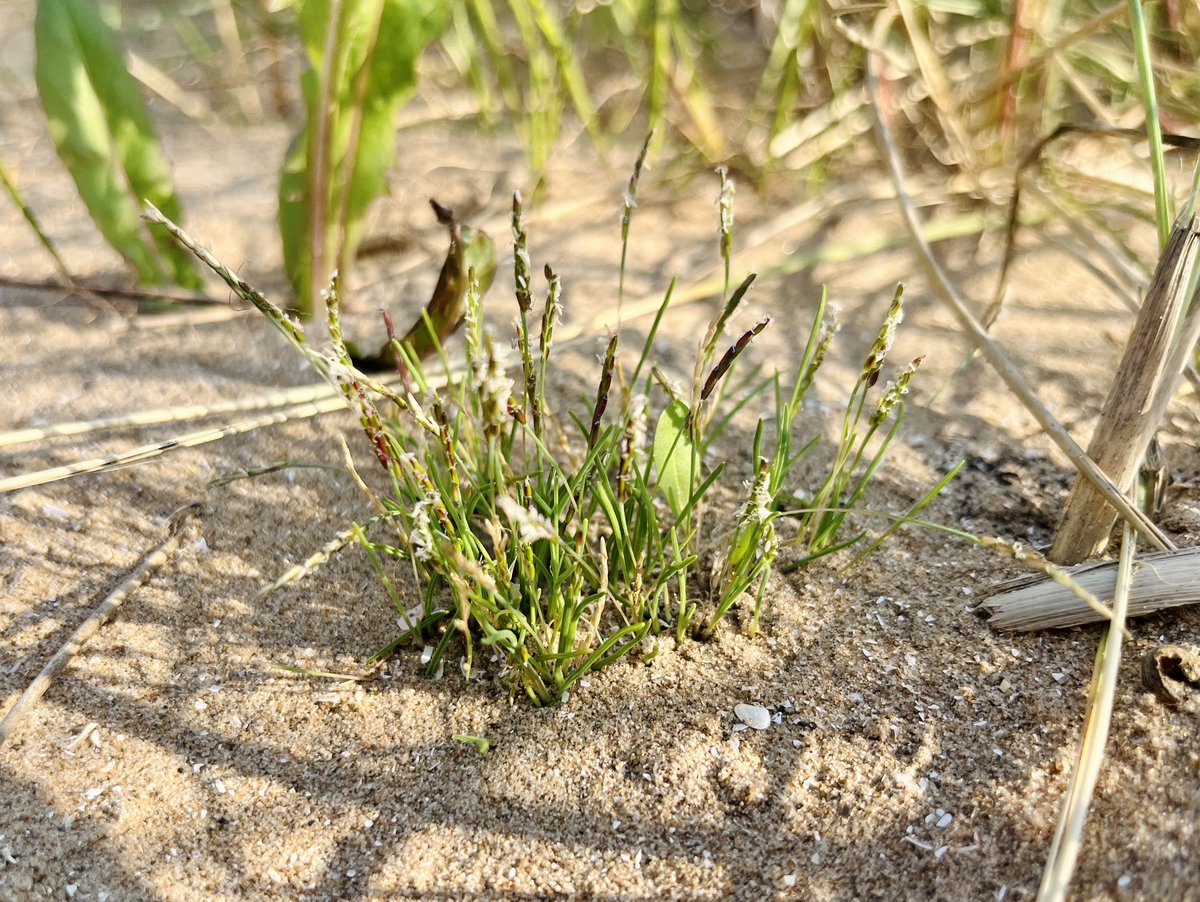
[{"x1": 9, "y1": 0, "x2": 1200, "y2": 311}]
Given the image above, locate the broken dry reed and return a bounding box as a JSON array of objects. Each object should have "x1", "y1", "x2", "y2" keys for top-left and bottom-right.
[
  {"x1": 1051, "y1": 210, "x2": 1200, "y2": 564},
  {"x1": 983, "y1": 545, "x2": 1200, "y2": 631}
]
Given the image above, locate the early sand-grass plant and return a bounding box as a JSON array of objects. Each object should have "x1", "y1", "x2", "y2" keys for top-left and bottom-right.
[{"x1": 145, "y1": 157, "x2": 950, "y2": 706}]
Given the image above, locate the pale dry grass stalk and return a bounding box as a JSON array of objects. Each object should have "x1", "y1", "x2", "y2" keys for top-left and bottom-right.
[
  {"x1": 0, "y1": 396, "x2": 348, "y2": 493},
  {"x1": 0, "y1": 381, "x2": 343, "y2": 449},
  {"x1": 983, "y1": 545, "x2": 1200, "y2": 630},
  {"x1": 1036, "y1": 521, "x2": 1136, "y2": 902},
  {"x1": 0, "y1": 503, "x2": 199, "y2": 749}
]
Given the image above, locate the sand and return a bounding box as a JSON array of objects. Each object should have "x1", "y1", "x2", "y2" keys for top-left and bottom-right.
[{"x1": 3, "y1": 26, "x2": 1200, "y2": 901}]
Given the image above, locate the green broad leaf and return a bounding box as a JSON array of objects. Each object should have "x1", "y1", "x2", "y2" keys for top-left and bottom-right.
[
  {"x1": 34, "y1": 0, "x2": 201, "y2": 288},
  {"x1": 279, "y1": 0, "x2": 449, "y2": 315},
  {"x1": 651, "y1": 400, "x2": 694, "y2": 518}
]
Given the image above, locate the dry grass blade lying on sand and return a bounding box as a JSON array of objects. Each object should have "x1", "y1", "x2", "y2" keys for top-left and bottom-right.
[
  {"x1": 0, "y1": 381, "x2": 348, "y2": 450},
  {"x1": 0, "y1": 503, "x2": 199, "y2": 750},
  {"x1": 983, "y1": 545, "x2": 1200, "y2": 631},
  {"x1": 0, "y1": 397, "x2": 349, "y2": 493}
]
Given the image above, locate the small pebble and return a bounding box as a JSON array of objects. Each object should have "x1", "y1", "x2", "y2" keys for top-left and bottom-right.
[{"x1": 734, "y1": 703, "x2": 771, "y2": 730}]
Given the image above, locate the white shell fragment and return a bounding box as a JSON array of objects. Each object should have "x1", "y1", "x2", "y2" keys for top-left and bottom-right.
[{"x1": 734, "y1": 703, "x2": 771, "y2": 731}]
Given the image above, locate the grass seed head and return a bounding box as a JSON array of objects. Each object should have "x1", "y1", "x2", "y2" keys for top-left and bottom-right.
[
  {"x1": 870, "y1": 355, "x2": 924, "y2": 427},
  {"x1": 409, "y1": 496, "x2": 437, "y2": 562},
  {"x1": 477, "y1": 334, "x2": 514, "y2": 436},
  {"x1": 862, "y1": 284, "x2": 905, "y2": 387},
  {"x1": 498, "y1": 494, "x2": 558, "y2": 545},
  {"x1": 512, "y1": 191, "x2": 532, "y2": 313},
  {"x1": 717, "y1": 165, "x2": 735, "y2": 260}
]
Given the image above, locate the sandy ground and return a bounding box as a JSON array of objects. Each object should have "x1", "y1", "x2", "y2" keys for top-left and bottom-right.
[{"x1": 3, "y1": 17, "x2": 1200, "y2": 902}]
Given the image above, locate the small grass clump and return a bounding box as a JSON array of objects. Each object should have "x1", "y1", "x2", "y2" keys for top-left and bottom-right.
[{"x1": 147, "y1": 167, "x2": 945, "y2": 707}]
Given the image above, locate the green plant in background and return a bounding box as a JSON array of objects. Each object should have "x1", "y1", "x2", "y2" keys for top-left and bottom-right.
[
  {"x1": 279, "y1": 0, "x2": 449, "y2": 316},
  {"x1": 27, "y1": 0, "x2": 449, "y2": 311},
  {"x1": 34, "y1": 0, "x2": 201, "y2": 288},
  {"x1": 23, "y1": 1, "x2": 1200, "y2": 313},
  {"x1": 444, "y1": 0, "x2": 731, "y2": 168}
]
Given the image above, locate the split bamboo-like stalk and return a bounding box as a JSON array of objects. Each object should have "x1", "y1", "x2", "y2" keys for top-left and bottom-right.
[
  {"x1": 1050, "y1": 212, "x2": 1200, "y2": 564},
  {"x1": 983, "y1": 545, "x2": 1200, "y2": 630}
]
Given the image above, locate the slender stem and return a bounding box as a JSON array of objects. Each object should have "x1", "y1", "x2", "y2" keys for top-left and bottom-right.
[
  {"x1": 1036, "y1": 521, "x2": 1135, "y2": 901},
  {"x1": 1127, "y1": 0, "x2": 1170, "y2": 248},
  {"x1": 309, "y1": 0, "x2": 344, "y2": 316},
  {"x1": 334, "y1": 0, "x2": 387, "y2": 280}
]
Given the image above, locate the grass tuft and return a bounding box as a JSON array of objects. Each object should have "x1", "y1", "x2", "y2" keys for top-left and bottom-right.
[{"x1": 148, "y1": 170, "x2": 952, "y2": 706}]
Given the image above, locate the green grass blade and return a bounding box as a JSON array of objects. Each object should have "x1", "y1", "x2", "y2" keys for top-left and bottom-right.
[
  {"x1": 1127, "y1": 0, "x2": 1170, "y2": 247},
  {"x1": 843, "y1": 460, "x2": 965, "y2": 569},
  {"x1": 0, "y1": 157, "x2": 71, "y2": 278}
]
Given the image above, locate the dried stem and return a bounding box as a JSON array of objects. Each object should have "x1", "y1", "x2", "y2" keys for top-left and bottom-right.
[{"x1": 1051, "y1": 212, "x2": 1200, "y2": 563}]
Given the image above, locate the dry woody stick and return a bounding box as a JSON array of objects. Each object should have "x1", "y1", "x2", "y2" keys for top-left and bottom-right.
[
  {"x1": 0, "y1": 504, "x2": 199, "y2": 750},
  {"x1": 1051, "y1": 212, "x2": 1200, "y2": 564}
]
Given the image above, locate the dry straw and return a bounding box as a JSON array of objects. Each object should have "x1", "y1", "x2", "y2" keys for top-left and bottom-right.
[{"x1": 0, "y1": 503, "x2": 199, "y2": 749}]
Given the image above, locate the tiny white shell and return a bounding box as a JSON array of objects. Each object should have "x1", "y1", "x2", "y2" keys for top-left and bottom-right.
[{"x1": 734, "y1": 703, "x2": 771, "y2": 730}]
